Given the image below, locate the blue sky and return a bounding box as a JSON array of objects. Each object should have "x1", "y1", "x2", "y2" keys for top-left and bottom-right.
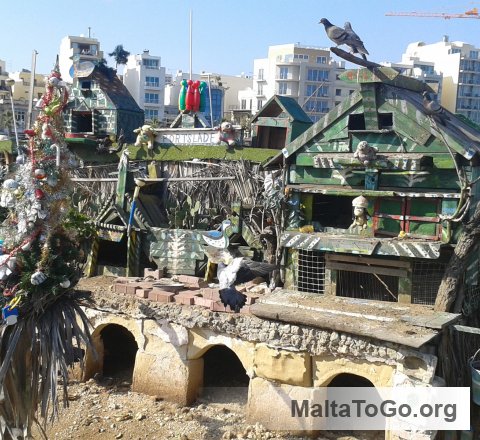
[{"x1": 2, "y1": 0, "x2": 479, "y2": 76}]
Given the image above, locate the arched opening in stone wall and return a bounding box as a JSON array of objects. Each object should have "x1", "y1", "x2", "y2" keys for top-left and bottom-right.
[
  {"x1": 100, "y1": 324, "x2": 138, "y2": 382},
  {"x1": 201, "y1": 345, "x2": 249, "y2": 405},
  {"x1": 327, "y1": 373, "x2": 385, "y2": 439},
  {"x1": 327, "y1": 373, "x2": 375, "y2": 387}
]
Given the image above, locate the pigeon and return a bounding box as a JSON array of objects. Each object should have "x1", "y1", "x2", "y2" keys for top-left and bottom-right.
[
  {"x1": 217, "y1": 254, "x2": 276, "y2": 313},
  {"x1": 344, "y1": 22, "x2": 369, "y2": 61},
  {"x1": 319, "y1": 18, "x2": 350, "y2": 47},
  {"x1": 422, "y1": 91, "x2": 450, "y2": 125}
]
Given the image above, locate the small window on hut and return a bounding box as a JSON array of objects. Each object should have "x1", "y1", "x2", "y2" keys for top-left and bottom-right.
[
  {"x1": 378, "y1": 113, "x2": 393, "y2": 129},
  {"x1": 348, "y1": 113, "x2": 365, "y2": 130},
  {"x1": 373, "y1": 197, "x2": 441, "y2": 240},
  {"x1": 311, "y1": 195, "x2": 354, "y2": 230}
]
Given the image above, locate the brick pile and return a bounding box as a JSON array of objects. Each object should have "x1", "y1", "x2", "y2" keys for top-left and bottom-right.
[{"x1": 112, "y1": 269, "x2": 268, "y2": 314}]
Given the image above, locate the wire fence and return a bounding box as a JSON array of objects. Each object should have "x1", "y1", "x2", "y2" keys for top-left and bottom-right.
[
  {"x1": 294, "y1": 249, "x2": 326, "y2": 294},
  {"x1": 411, "y1": 260, "x2": 448, "y2": 305}
]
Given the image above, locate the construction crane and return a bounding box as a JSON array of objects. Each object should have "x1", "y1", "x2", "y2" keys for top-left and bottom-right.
[{"x1": 385, "y1": 8, "x2": 480, "y2": 19}]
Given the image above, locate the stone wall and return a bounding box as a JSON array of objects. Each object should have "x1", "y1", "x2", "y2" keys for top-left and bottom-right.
[{"x1": 82, "y1": 291, "x2": 440, "y2": 440}]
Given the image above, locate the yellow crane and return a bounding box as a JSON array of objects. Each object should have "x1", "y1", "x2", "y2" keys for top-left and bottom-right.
[{"x1": 385, "y1": 8, "x2": 479, "y2": 19}]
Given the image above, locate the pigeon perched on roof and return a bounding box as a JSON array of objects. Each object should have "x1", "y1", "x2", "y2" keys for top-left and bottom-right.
[
  {"x1": 344, "y1": 22, "x2": 369, "y2": 61},
  {"x1": 319, "y1": 18, "x2": 350, "y2": 47},
  {"x1": 422, "y1": 91, "x2": 450, "y2": 125}
]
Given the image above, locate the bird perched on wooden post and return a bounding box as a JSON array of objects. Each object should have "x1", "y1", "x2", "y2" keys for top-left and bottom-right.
[
  {"x1": 422, "y1": 91, "x2": 450, "y2": 126},
  {"x1": 319, "y1": 18, "x2": 369, "y2": 61},
  {"x1": 344, "y1": 21, "x2": 369, "y2": 61}
]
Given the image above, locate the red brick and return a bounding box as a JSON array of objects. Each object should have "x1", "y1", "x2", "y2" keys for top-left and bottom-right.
[
  {"x1": 210, "y1": 301, "x2": 227, "y2": 312},
  {"x1": 148, "y1": 289, "x2": 175, "y2": 303},
  {"x1": 175, "y1": 296, "x2": 195, "y2": 305},
  {"x1": 135, "y1": 288, "x2": 151, "y2": 299},
  {"x1": 245, "y1": 294, "x2": 259, "y2": 305},
  {"x1": 125, "y1": 284, "x2": 137, "y2": 295},
  {"x1": 193, "y1": 296, "x2": 214, "y2": 308},
  {"x1": 143, "y1": 268, "x2": 163, "y2": 279},
  {"x1": 114, "y1": 283, "x2": 127, "y2": 294},
  {"x1": 201, "y1": 287, "x2": 220, "y2": 300},
  {"x1": 240, "y1": 305, "x2": 251, "y2": 314},
  {"x1": 177, "y1": 275, "x2": 208, "y2": 289}
]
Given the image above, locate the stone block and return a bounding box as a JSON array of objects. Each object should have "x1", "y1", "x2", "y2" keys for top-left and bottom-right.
[
  {"x1": 175, "y1": 296, "x2": 194, "y2": 305},
  {"x1": 312, "y1": 354, "x2": 394, "y2": 387},
  {"x1": 148, "y1": 289, "x2": 175, "y2": 303},
  {"x1": 210, "y1": 301, "x2": 226, "y2": 312},
  {"x1": 143, "y1": 268, "x2": 164, "y2": 279},
  {"x1": 193, "y1": 296, "x2": 214, "y2": 308},
  {"x1": 240, "y1": 305, "x2": 251, "y2": 314},
  {"x1": 124, "y1": 284, "x2": 137, "y2": 295},
  {"x1": 201, "y1": 287, "x2": 220, "y2": 300},
  {"x1": 254, "y1": 344, "x2": 312, "y2": 387},
  {"x1": 132, "y1": 350, "x2": 202, "y2": 406},
  {"x1": 114, "y1": 283, "x2": 126, "y2": 294},
  {"x1": 135, "y1": 288, "x2": 150, "y2": 299},
  {"x1": 247, "y1": 377, "x2": 320, "y2": 433},
  {"x1": 177, "y1": 275, "x2": 208, "y2": 289}
]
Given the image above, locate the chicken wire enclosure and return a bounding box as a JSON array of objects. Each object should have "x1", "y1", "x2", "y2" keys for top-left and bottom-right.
[
  {"x1": 294, "y1": 249, "x2": 326, "y2": 294},
  {"x1": 411, "y1": 260, "x2": 448, "y2": 305},
  {"x1": 336, "y1": 270, "x2": 398, "y2": 302}
]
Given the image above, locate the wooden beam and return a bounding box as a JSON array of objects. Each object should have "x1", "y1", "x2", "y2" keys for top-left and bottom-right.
[
  {"x1": 71, "y1": 178, "x2": 118, "y2": 182},
  {"x1": 137, "y1": 176, "x2": 236, "y2": 183},
  {"x1": 325, "y1": 253, "x2": 411, "y2": 268},
  {"x1": 325, "y1": 261, "x2": 408, "y2": 278}
]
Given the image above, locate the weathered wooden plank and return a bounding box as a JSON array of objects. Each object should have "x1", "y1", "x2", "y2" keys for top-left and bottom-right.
[
  {"x1": 325, "y1": 261, "x2": 408, "y2": 277},
  {"x1": 289, "y1": 165, "x2": 365, "y2": 186},
  {"x1": 305, "y1": 139, "x2": 350, "y2": 153},
  {"x1": 360, "y1": 83, "x2": 379, "y2": 130},
  {"x1": 379, "y1": 169, "x2": 460, "y2": 190},
  {"x1": 283, "y1": 92, "x2": 363, "y2": 159},
  {"x1": 325, "y1": 253, "x2": 411, "y2": 268},
  {"x1": 452, "y1": 325, "x2": 480, "y2": 335},
  {"x1": 281, "y1": 232, "x2": 379, "y2": 255}
]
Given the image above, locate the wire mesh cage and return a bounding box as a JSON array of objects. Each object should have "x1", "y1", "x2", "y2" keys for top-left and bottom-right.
[
  {"x1": 294, "y1": 249, "x2": 326, "y2": 294},
  {"x1": 411, "y1": 260, "x2": 448, "y2": 305},
  {"x1": 336, "y1": 270, "x2": 399, "y2": 302}
]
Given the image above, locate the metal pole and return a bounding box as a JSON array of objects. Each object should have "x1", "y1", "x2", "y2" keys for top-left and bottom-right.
[
  {"x1": 207, "y1": 73, "x2": 213, "y2": 127},
  {"x1": 189, "y1": 10, "x2": 192, "y2": 81},
  {"x1": 27, "y1": 50, "x2": 38, "y2": 129},
  {"x1": 5, "y1": 80, "x2": 19, "y2": 149}
]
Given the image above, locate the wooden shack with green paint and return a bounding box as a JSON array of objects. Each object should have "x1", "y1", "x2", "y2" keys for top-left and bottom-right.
[
  {"x1": 266, "y1": 67, "x2": 480, "y2": 309},
  {"x1": 251, "y1": 95, "x2": 313, "y2": 149}
]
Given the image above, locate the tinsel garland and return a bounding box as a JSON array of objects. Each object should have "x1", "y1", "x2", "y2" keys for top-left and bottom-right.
[{"x1": 0, "y1": 59, "x2": 92, "y2": 439}]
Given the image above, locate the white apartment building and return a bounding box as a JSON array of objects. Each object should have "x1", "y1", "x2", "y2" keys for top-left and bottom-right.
[
  {"x1": 381, "y1": 60, "x2": 443, "y2": 99},
  {"x1": 59, "y1": 35, "x2": 104, "y2": 83},
  {"x1": 247, "y1": 43, "x2": 358, "y2": 122},
  {"x1": 123, "y1": 51, "x2": 166, "y2": 123},
  {"x1": 400, "y1": 36, "x2": 480, "y2": 124}
]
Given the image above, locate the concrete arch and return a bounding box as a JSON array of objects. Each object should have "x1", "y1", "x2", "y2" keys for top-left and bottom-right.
[
  {"x1": 187, "y1": 328, "x2": 255, "y2": 376},
  {"x1": 313, "y1": 355, "x2": 394, "y2": 388},
  {"x1": 84, "y1": 320, "x2": 141, "y2": 381}
]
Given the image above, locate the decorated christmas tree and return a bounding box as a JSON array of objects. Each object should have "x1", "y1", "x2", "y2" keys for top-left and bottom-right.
[{"x1": 0, "y1": 59, "x2": 92, "y2": 438}]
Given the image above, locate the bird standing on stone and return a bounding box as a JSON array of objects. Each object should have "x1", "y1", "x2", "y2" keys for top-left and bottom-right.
[
  {"x1": 344, "y1": 21, "x2": 369, "y2": 61},
  {"x1": 422, "y1": 91, "x2": 450, "y2": 125},
  {"x1": 215, "y1": 251, "x2": 276, "y2": 313}
]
